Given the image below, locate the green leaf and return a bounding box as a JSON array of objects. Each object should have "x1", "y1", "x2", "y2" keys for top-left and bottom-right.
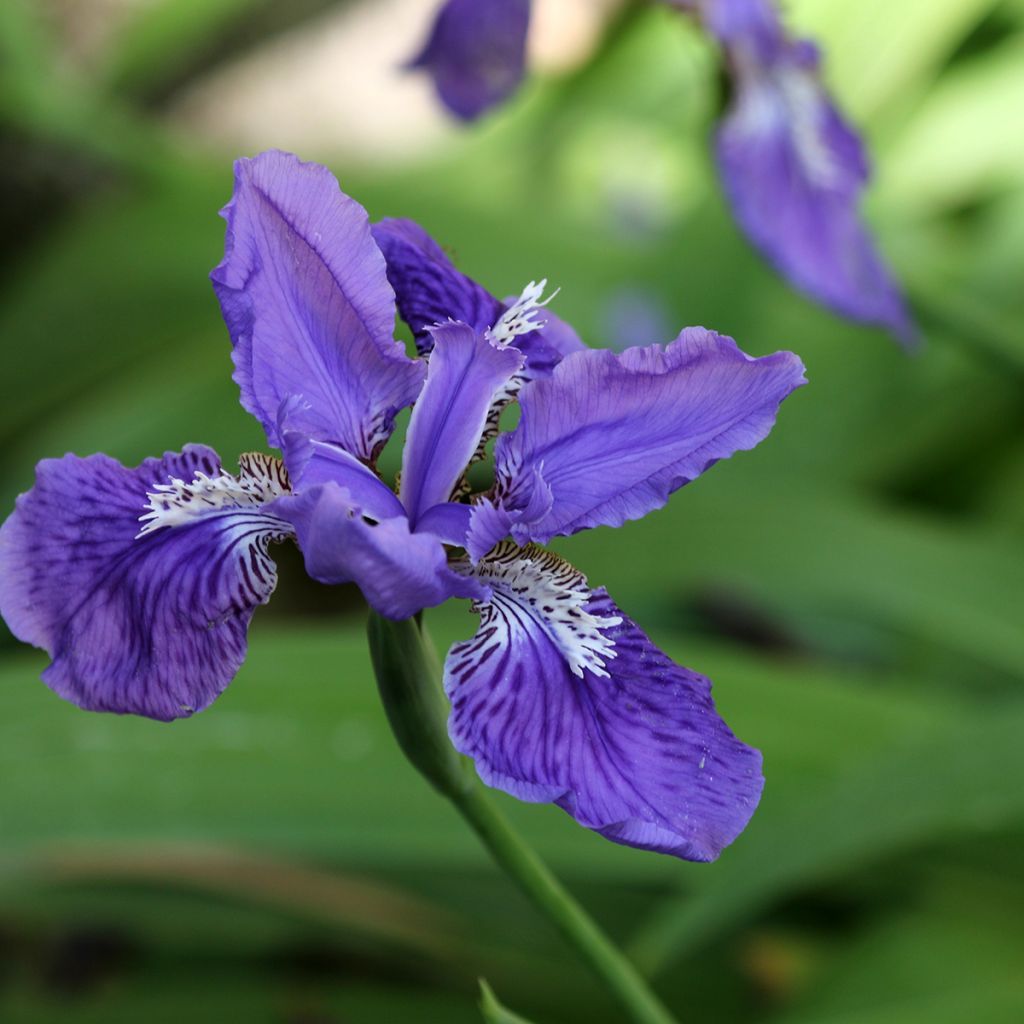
[{"x1": 479, "y1": 980, "x2": 540, "y2": 1024}]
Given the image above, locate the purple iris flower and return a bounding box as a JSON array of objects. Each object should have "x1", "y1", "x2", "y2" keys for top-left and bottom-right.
[
  {"x1": 0, "y1": 149, "x2": 806, "y2": 861},
  {"x1": 413, "y1": 0, "x2": 914, "y2": 344}
]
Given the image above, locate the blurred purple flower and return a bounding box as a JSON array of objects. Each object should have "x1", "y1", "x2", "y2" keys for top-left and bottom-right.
[
  {"x1": 0, "y1": 150, "x2": 805, "y2": 861},
  {"x1": 408, "y1": 0, "x2": 530, "y2": 120},
  {"x1": 414, "y1": 0, "x2": 914, "y2": 343}
]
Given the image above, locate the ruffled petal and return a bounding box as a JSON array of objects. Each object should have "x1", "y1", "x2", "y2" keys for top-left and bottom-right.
[
  {"x1": 717, "y1": 41, "x2": 915, "y2": 344},
  {"x1": 211, "y1": 150, "x2": 425, "y2": 459},
  {"x1": 445, "y1": 545, "x2": 763, "y2": 860},
  {"x1": 407, "y1": 0, "x2": 530, "y2": 121},
  {"x1": 400, "y1": 321, "x2": 523, "y2": 526},
  {"x1": 372, "y1": 217, "x2": 504, "y2": 354},
  {"x1": 490, "y1": 327, "x2": 805, "y2": 543},
  {"x1": 0, "y1": 446, "x2": 291, "y2": 721},
  {"x1": 272, "y1": 483, "x2": 483, "y2": 620}
]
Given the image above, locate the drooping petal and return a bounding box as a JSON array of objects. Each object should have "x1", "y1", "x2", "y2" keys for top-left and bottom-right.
[
  {"x1": 0, "y1": 446, "x2": 292, "y2": 721},
  {"x1": 400, "y1": 322, "x2": 523, "y2": 526},
  {"x1": 408, "y1": 0, "x2": 531, "y2": 121},
  {"x1": 211, "y1": 150, "x2": 425, "y2": 459},
  {"x1": 272, "y1": 483, "x2": 483, "y2": 620},
  {"x1": 674, "y1": 0, "x2": 784, "y2": 59},
  {"x1": 716, "y1": 41, "x2": 915, "y2": 344},
  {"x1": 490, "y1": 327, "x2": 805, "y2": 543},
  {"x1": 372, "y1": 217, "x2": 503, "y2": 354},
  {"x1": 445, "y1": 544, "x2": 763, "y2": 860}
]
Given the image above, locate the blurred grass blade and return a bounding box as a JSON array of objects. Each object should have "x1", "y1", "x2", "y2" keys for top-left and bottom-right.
[
  {"x1": 882, "y1": 37, "x2": 1024, "y2": 214},
  {"x1": 788, "y1": 0, "x2": 1000, "y2": 119},
  {"x1": 11, "y1": 842, "x2": 467, "y2": 958},
  {"x1": 628, "y1": 704, "x2": 1024, "y2": 977},
  {"x1": 480, "y1": 980, "x2": 542, "y2": 1024}
]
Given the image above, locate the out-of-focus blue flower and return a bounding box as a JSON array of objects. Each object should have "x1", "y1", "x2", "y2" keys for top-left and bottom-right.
[
  {"x1": 408, "y1": 0, "x2": 530, "y2": 121},
  {"x1": 413, "y1": 0, "x2": 915, "y2": 344},
  {"x1": 680, "y1": 0, "x2": 916, "y2": 344},
  {"x1": 0, "y1": 151, "x2": 805, "y2": 861}
]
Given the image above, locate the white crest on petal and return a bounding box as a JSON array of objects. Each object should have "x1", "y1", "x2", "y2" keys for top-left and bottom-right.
[
  {"x1": 137, "y1": 452, "x2": 291, "y2": 538},
  {"x1": 472, "y1": 542, "x2": 622, "y2": 678},
  {"x1": 488, "y1": 280, "x2": 560, "y2": 347}
]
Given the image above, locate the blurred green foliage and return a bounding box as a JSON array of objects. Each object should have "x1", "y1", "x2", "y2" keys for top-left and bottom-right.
[{"x1": 1, "y1": 0, "x2": 1022, "y2": 1021}]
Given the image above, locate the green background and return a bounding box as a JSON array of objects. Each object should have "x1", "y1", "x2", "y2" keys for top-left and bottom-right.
[{"x1": 1, "y1": 1, "x2": 1023, "y2": 1021}]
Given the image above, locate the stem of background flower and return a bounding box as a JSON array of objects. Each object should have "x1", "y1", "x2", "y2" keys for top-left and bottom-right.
[{"x1": 367, "y1": 612, "x2": 680, "y2": 1024}]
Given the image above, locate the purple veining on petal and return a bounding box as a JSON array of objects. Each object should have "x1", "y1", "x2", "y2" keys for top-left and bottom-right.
[
  {"x1": 372, "y1": 218, "x2": 503, "y2": 355},
  {"x1": 211, "y1": 150, "x2": 425, "y2": 460},
  {"x1": 490, "y1": 327, "x2": 805, "y2": 543},
  {"x1": 0, "y1": 446, "x2": 291, "y2": 721},
  {"x1": 400, "y1": 321, "x2": 523, "y2": 526},
  {"x1": 272, "y1": 483, "x2": 483, "y2": 620},
  {"x1": 408, "y1": 0, "x2": 531, "y2": 121},
  {"x1": 372, "y1": 218, "x2": 586, "y2": 377},
  {"x1": 445, "y1": 545, "x2": 763, "y2": 860}
]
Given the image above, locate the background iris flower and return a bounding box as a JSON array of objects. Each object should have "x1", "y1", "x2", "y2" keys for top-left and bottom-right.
[
  {"x1": 412, "y1": 0, "x2": 914, "y2": 344},
  {"x1": 0, "y1": 149, "x2": 804, "y2": 863}
]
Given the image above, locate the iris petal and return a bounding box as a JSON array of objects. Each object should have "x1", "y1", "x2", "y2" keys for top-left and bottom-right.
[
  {"x1": 372, "y1": 217, "x2": 503, "y2": 354},
  {"x1": 0, "y1": 446, "x2": 290, "y2": 721},
  {"x1": 211, "y1": 150, "x2": 425, "y2": 459},
  {"x1": 400, "y1": 321, "x2": 522, "y2": 526},
  {"x1": 372, "y1": 218, "x2": 586, "y2": 376},
  {"x1": 489, "y1": 327, "x2": 805, "y2": 543},
  {"x1": 445, "y1": 544, "x2": 763, "y2": 860}
]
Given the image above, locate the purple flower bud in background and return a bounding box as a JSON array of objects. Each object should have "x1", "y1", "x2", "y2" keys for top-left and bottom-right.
[
  {"x1": 412, "y1": 0, "x2": 915, "y2": 344},
  {"x1": 407, "y1": 0, "x2": 531, "y2": 121}
]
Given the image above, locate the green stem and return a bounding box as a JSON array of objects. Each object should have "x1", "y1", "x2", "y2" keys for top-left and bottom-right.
[{"x1": 367, "y1": 613, "x2": 678, "y2": 1024}]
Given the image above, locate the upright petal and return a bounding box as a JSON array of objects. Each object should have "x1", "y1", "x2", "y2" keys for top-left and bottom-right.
[
  {"x1": 445, "y1": 545, "x2": 763, "y2": 860},
  {"x1": 211, "y1": 150, "x2": 425, "y2": 459},
  {"x1": 273, "y1": 483, "x2": 483, "y2": 621},
  {"x1": 372, "y1": 217, "x2": 503, "y2": 354},
  {"x1": 0, "y1": 447, "x2": 292, "y2": 721},
  {"x1": 400, "y1": 322, "x2": 523, "y2": 526},
  {"x1": 490, "y1": 327, "x2": 805, "y2": 543},
  {"x1": 408, "y1": 0, "x2": 530, "y2": 121},
  {"x1": 373, "y1": 218, "x2": 587, "y2": 378},
  {"x1": 717, "y1": 42, "x2": 915, "y2": 344}
]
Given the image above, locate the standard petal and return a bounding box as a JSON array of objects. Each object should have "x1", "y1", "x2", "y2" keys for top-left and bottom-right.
[
  {"x1": 407, "y1": 0, "x2": 530, "y2": 121},
  {"x1": 491, "y1": 327, "x2": 805, "y2": 543},
  {"x1": 400, "y1": 321, "x2": 523, "y2": 526},
  {"x1": 445, "y1": 545, "x2": 763, "y2": 860},
  {"x1": 272, "y1": 483, "x2": 483, "y2": 620},
  {"x1": 0, "y1": 446, "x2": 291, "y2": 721},
  {"x1": 372, "y1": 217, "x2": 503, "y2": 354},
  {"x1": 211, "y1": 150, "x2": 425, "y2": 459},
  {"x1": 717, "y1": 44, "x2": 915, "y2": 344}
]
